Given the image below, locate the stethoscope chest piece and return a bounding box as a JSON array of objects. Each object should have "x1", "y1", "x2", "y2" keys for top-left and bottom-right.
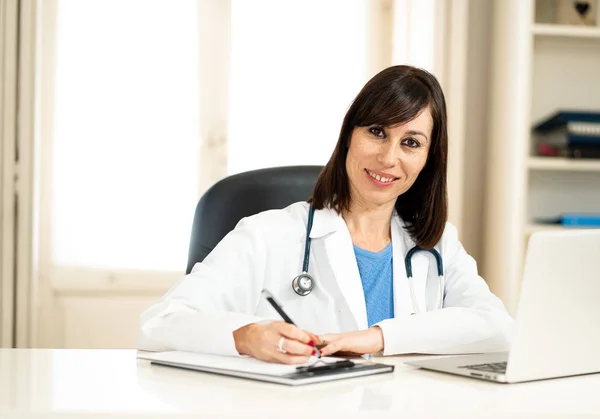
[
  {"x1": 293, "y1": 204, "x2": 316, "y2": 297},
  {"x1": 292, "y1": 273, "x2": 314, "y2": 296}
]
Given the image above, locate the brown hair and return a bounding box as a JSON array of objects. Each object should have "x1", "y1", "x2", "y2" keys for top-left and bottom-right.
[{"x1": 309, "y1": 65, "x2": 448, "y2": 249}]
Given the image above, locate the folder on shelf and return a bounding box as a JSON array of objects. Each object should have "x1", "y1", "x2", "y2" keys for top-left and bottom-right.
[
  {"x1": 535, "y1": 213, "x2": 600, "y2": 227},
  {"x1": 137, "y1": 350, "x2": 394, "y2": 386}
]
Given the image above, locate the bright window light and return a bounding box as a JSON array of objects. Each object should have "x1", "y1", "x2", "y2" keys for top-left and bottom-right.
[
  {"x1": 51, "y1": 0, "x2": 200, "y2": 271},
  {"x1": 228, "y1": 0, "x2": 369, "y2": 174}
]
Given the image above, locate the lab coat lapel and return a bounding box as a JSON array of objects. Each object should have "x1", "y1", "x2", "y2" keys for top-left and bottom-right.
[
  {"x1": 311, "y1": 208, "x2": 368, "y2": 330},
  {"x1": 391, "y1": 216, "x2": 429, "y2": 315}
]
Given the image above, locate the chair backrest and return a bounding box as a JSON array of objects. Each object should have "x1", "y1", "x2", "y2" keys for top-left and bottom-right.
[{"x1": 186, "y1": 165, "x2": 324, "y2": 274}]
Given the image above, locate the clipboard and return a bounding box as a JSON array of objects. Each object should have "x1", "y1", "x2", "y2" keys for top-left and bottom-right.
[{"x1": 137, "y1": 350, "x2": 394, "y2": 386}]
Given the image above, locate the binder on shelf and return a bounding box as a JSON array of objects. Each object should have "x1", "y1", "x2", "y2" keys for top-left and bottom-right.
[
  {"x1": 533, "y1": 111, "x2": 600, "y2": 132},
  {"x1": 533, "y1": 110, "x2": 600, "y2": 151}
]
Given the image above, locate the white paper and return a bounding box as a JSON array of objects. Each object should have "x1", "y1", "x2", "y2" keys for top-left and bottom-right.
[{"x1": 138, "y1": 350, "x2": 349, "y2": 376}]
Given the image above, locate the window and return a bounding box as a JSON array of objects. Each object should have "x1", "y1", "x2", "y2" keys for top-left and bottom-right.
[{"x1": 49, "y1": 0, "x2": 200, "y2": 271}]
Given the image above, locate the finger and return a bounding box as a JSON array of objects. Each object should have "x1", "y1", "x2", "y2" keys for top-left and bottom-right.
[
  {"x1": 320, "y1": 334, "x2": 340, "y2": 346},
  {"x1": 303, "y1": 330, "x2": 321, "y2": 346},
  {"x1": 319, "y1": 342, "x2": 342, "y2": 357},
  {"x1": 280, "y1": 337, "x2": 315, "y2": 357},
  {"x1": 277, "y1": 323, "x2": 313, "y2": 344}
]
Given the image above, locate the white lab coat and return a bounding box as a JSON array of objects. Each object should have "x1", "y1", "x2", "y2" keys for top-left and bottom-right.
[{"x1": 138, "y1": 201, "x2": 514, "y2": 356}]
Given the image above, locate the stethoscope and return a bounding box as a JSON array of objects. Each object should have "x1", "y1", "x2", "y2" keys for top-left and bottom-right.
[{"x1": 292, "y1": 204, "x2": 445, "y2": 313}]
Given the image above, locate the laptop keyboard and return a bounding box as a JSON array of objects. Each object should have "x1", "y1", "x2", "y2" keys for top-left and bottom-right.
[{"x1": 458, "y1": 362, "x2": 507, "y2": 374}]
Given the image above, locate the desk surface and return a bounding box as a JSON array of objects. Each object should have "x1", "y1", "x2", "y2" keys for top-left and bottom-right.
[{"x1": 1, "y1": 349, "x2": 599, "y2": 419}]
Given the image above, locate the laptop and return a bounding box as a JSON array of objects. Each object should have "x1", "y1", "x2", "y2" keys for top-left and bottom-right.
[{"x1": 405, "y1": 229, "x2": 600, "y2": 383}]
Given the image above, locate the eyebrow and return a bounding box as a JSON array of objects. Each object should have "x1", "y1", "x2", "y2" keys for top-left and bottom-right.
[{"x1": 405, "y1": 130, "x2": 429, "y2": 142}]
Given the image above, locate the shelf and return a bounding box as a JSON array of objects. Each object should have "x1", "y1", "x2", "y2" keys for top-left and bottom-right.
[
  {"x1": 527, "y1": 156, "x2": 600, "y2": 172},
  {"x1": 525, "y1": 223, "x2": 600, "y2": 235},
  {"x1": 532, "y1": 23, "x2": 600, "y2": 38},
  {"x1": 524, "y1": 223, "x2": 566, "y2": 235}
]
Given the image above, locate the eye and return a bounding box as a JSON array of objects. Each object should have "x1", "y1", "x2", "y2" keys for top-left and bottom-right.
[
  {"x1": 368, "y1": 126, "x2": 386, "y2": 138},
  {"x1": 402, "y1": 137, "x2": 420, "y2": 148}
]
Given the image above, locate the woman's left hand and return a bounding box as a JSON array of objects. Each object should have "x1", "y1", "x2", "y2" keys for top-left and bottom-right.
[{"x1": 318, "y1": 326, "x2": 384, "y2": 357}]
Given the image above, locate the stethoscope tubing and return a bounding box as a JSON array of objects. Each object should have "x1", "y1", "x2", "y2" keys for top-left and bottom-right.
[
  {"x1": 301, "y1": 203, "x2": 315, "y2": 274},
  {"x1": 405, "y1": 245, "x2": 445, "y2": 312}
]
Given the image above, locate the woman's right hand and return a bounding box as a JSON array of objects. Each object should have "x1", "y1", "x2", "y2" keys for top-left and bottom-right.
[{"x1": 233, "y1": 321, "x2": 320, "y2": 364}]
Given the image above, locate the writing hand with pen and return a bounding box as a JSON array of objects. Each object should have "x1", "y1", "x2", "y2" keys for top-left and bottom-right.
[
  {"x1": 232, "y1": 289, "x2": 384, "y2": 364},
  {"x1": 233, "y1": 321, "x2": 321, "y2": 365}
]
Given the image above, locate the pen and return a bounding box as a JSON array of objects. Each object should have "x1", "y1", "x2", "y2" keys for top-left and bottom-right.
[{"x1": 261, "y1": 289, "x2": 321, "y2": 358}]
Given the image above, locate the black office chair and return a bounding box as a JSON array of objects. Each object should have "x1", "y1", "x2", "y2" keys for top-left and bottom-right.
[{"x1": 186, "y1": 165, "x2": 324, "y2": 274}]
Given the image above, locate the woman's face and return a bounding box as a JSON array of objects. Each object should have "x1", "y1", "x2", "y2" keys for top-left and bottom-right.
[{"x1": 345, "y1": 106, "x2": 433, "y2": 210}]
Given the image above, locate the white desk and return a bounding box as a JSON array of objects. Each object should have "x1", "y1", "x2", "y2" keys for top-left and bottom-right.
[{"x1": 1, "y1": 349, "x2": 599, "y2": 418}]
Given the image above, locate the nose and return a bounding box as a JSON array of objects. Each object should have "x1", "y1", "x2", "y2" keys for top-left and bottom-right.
[{"x1": 377, "y1": 141, "x2": 399, "y2": 167}]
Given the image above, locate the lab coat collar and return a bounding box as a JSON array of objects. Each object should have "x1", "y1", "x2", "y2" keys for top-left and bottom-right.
[{"x1": 309, "y1": 206, "x2": 345, "y2": 239}]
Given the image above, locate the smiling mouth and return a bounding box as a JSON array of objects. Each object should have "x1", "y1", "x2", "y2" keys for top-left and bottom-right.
[{"x1": 365, "y1": 169, "x2": 398, "y2": 183}]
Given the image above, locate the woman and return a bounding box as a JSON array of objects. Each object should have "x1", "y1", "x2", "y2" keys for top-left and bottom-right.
[{"x1": 138, "y1": 65, "x2": 513, "y2": 364}]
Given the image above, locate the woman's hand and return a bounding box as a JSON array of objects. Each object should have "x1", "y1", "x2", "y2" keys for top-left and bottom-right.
[
  {"x1": 318, "y1": 326, "x2": 384, "y2": 357},
  {"x1": 233, "y1": 321, "x2": 320, "y2": 364}
]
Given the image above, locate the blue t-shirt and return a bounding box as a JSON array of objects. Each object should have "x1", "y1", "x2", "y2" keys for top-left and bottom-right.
[{"x1": 353, "y1": 242, "x2": 394, "y2": 327}]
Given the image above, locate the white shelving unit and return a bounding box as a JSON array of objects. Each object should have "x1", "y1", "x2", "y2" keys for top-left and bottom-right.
[
  {"x1": 532, "y1": 23, "x2": 600, "y2": 37},
  {"x1": 484, "y1": 0, "x2": 600, "y2": 315},
  {"x1": 524, "y1": 223, "x2": 568, "y2": 235},
  {"x1": 528, "y1": 156, "x2": 600, "y2": 172}
]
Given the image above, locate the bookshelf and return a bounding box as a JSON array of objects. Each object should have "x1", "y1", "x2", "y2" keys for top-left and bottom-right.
[{"x1": 484, "y1": 0, "x2": 600, "y2": 315}]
